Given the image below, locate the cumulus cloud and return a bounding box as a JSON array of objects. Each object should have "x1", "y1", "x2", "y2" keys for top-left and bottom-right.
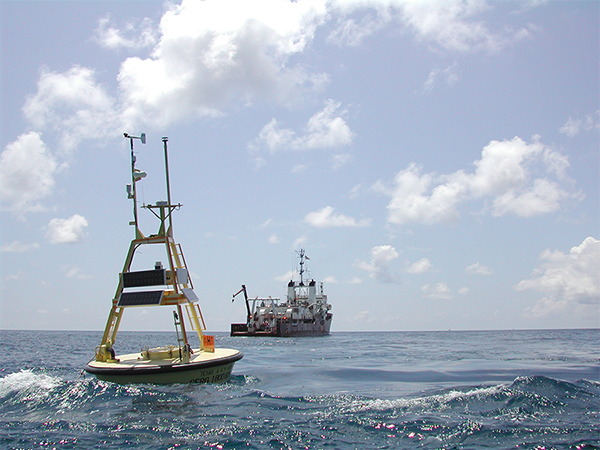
[
  {"x1": 358, "y1": 245, "x2": 400, "y2": 283},
  {"x1": 6, "y1": 0, "x2": 545, "y2": 217},
  {"x1": 0, "y1": 132, "x2": 58, "y2": 216},
  {"x1": 118, "y1": 0, "x2": 329, "y2": 127},
  {"x1": 250, "y1": 100, "x2": 354, "y2": 153},
  {"x1": 109, "y1": 0, "x2": 532, "y2": 128},
  {"x1": 305, "y1": 206, "x2": 371, "y2": 228},
  {"x1": 16, "y1": 0, "x2": 537, "y2": 151},
  {"x1": 466, "y1": 262, "x2": 492, "y2": 275},
  {"x1": 422, "y1": 282, "x2": 454, "y2": 300},
  {"x1": 23, "y1": 66, "x2": 117, "y2": 153},
  {"x1": 406, "y1": 257, "x2": 432, "y2": 274},
  {"x1": 517, "y1": 237, "x2": 600, "y2": 317},
  {"x1": 46, "y1": 214, "x2": 89, "y2": 244},
  {"x1": 375, "y1": 136, "x2": 581, "y2": 225}
]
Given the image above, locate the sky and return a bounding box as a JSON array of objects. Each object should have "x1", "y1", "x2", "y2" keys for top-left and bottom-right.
[{"x1": 0, "y1": 0, "x2": 598, "y2": 333}]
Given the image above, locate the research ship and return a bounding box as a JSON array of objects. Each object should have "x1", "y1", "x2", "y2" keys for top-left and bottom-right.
[
  {"x1": 84, "y1": 133, "x2": 242, "y2": 384},
  {"x1": 230, "y1": 249, "x2": 333, "y2": 337}
]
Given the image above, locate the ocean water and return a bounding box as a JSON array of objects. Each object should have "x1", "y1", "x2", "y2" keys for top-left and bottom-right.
[{"x1": 0, "y1": 329, "x2": 598, "y2": 450}]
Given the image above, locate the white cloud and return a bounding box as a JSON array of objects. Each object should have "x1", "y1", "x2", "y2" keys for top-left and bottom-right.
[
  {"x1": 326, "y1": 8, "x2": 390, "y2": 47},
  {"x1": 411, "y1": 1, "x2": 531, "y2": 53},
  {"x1": 559, "y1": 117, "x2": 582, "y2": 138},
  {"x1": 114, "y1": 0, "x2": 531, "y2": 128},
  {"x1": 406, "y1": 257, "x2": 432, "y2": 274},
  {"x1": 118, "y1": 0, "x2": 329, "y2": 127},
  {"x1": 466, "y1": 262, "x2": 492, "y2": 275},
  {"x1": 377, "y1": 136, "x2": 580, "y2": 225},
  {"x1": 423, "y1": 61, "x2": 460, "y2": 92},
  {"x1": 46, "y1": 214, "x2": 89, "y2": 244},
  {"x1": 3, "y1": 0, "x2": 548, "y2": 222},
  {"x1": 559, "y1": 111, "x2": 599, "y2": 137},
  {"x1": 0, "y1": 132, "x2": 58, "y2": 215},
  {"x1": 523, "y1": 296, "x2": 568, "y2": 318},
  {"x1": 250, "y1": 100, "x2": 354, "y2": 153},
  {"x1": 358, "y1": 245, "x2": 400, "y2": 283},
  {"x1": 377, "y1": 162, "x2": 466, "y2": 225},
  {"x1": 22, "y1": 66, "x2": 117, "y2": 153},
  {"x1": 492, "y1": 178, "x2": 570, "y2": 217},
  {"x1": 458, "y1": 287, "x2": 470, "y2": 295},
  {"x1": 1, "y1": 241, "x2": 40, "y2": 253},
  {"x1": 268, "y1": 234, "x2": 281, "y2": 244},
  {"x1": 421, "y1": 282, "x2": 454, "y2": 300},
  {"x1": 305, "y1": 206, "x2": 370, "y2": 228},
  {"x1": 330, "y1": 0, "x2": 530, "y2": 52},
  {"x1": 14, "y1": 0, "x2": 538, "y2": 158},
  {"x1": 517, "y1": 237, "x2": 600, "y2": 317},
  {"x1": 95, "y1": 15, "x2": 158, "y2": 50}
]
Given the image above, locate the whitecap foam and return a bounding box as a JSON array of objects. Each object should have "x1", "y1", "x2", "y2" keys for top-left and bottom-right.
[
  {"x1": 332, "y1": 383, "x2": 509, "y2": 414},
  {"x1": 0, "y1": 369, "x2": 62, "y2": 399}
]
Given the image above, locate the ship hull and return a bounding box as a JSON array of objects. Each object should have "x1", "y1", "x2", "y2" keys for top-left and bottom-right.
[
  {"x1": 231, "y1": 320, "x2": 332, "y2": 337},
  {"x1": 85, "y1": 348, "x2": 243, "y2": 384}
]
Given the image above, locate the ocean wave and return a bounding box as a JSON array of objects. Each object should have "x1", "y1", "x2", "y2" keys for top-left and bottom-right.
[
  {"x1": 0, "y1": 370, "x2": 62, "y2": 401},
  {"x1": 1, "y1": 371, "x2": 598, "y2": 449}
]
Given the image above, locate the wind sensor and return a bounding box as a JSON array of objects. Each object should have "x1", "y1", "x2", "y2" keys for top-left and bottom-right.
[{"x1": 124, "y1": 132, "x2": 146, "y2": 235}]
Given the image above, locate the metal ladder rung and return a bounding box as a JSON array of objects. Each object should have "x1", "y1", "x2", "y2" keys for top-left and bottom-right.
[{"x1": 173, "y1": 311, "x2": 186, "y2": 347}]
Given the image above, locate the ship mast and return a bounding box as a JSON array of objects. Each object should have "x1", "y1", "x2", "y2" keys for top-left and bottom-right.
[{"x1": 297, "y1": 249, "x2": 306, "y2": 286}]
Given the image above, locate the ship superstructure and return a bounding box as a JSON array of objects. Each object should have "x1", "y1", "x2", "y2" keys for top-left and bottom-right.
[{"x1": 231, "y1": 250, "x2": 333, "y2": 337}]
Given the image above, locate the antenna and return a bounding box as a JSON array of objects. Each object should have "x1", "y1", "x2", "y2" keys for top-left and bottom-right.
[
  {"x1": 297, "y1": 249, "x2": 306, "y2": 285},
  {"x1": 162, "y1": 136, "x2": 173, "y2": 234}
]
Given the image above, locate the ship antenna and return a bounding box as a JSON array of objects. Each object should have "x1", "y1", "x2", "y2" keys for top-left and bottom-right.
[{"x1": 297, "y1": 249, "x2": 305, "y2": 286}]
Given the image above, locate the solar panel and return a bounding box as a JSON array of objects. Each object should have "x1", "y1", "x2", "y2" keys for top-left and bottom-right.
[
  {"x1": 122, "y1": 269, "x2": 166, "y2": 288},
  {"x1": 182, "y1": 288, "x2": 199, "y2": 302},
  {"x1": 118, "y1": 290, "x2": 164, "y2": 306}
]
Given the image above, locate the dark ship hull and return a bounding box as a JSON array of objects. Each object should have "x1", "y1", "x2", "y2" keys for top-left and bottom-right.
[{"x1": 231, "y1": 315, "x2": 332, "y2": 337}]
